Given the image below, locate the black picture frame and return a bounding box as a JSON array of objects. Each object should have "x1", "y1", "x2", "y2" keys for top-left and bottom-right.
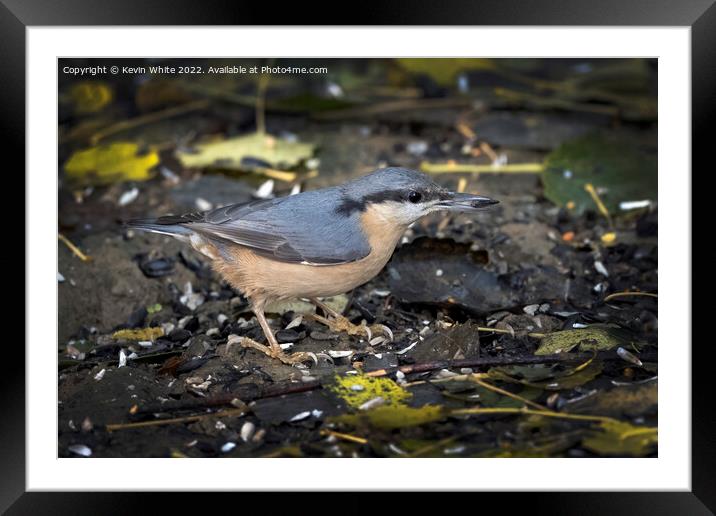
[{"x1": 5, "y1": 0, "x2": 711, "y2": 512}]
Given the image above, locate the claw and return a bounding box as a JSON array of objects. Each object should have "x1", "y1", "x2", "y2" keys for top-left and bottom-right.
[
  {"x1": 237, "y1": 336, "x2": 317, "y2": 366},
  {"x1": 277, "y1": 351, "x2": 318, "y2": 366}
]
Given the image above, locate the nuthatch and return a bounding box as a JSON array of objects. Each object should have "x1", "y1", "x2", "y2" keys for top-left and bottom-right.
[{"x1": 128, "y1": 168, "x2": 498, "y2": 364}]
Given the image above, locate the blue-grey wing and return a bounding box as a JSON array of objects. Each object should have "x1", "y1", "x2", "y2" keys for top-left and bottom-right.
[{"x1": 159, "y1": 190, "x2": 372, "y2": 265}]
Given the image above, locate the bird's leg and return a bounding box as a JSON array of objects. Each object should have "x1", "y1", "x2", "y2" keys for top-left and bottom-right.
[
  {"x1": 239, "y1": 303, "x2": 317, "y2": 365},
  {"x1": 308, "y1": 297, "x2": 393, "y2": 342}
]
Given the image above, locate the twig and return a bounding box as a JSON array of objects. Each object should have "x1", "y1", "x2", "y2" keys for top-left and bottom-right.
[
  {"x1": 255, "y1": 71, "x2": 270, "y2": 135},
  {"x1": 421, "y1": 161, "x2": 544, "y2": 174},
  {"x1": 314, "y1": 97, "x2": 473, "y2": 120},
  {"x1": 90, "y1": 99, "x2": 210, "y2": 145},
  {"x1": 364, "y1": 349, "x2": 657, "y2": 378},
  {"x1": 604, "y1": 291, "x2": 658, "y2": 302},
  {"x1": 133, "y1": 350, "x2": 656, "y2": 415},
  {"x1": 247, "y1": 167, "x2": 297, "y2": 182},
  {"x1": 584, "y1": 182, "x2": 613, "y2": 228},
  {"x1": 494, "y1": 87, "x2": 619, "y2": 117},
  {"x1": 135, "y1": 379, "x2": 321, "y2": 415},
  {"x1": 475, "y1": 326, "x2": 546, "y2": 339},
  {"x1": 106, "y1": 407, "x2": 246, "y2": 432},
  {"x1": 470, "y1": 377, "x2": 549, "y2": 411},
  {"x1": 320, "y1": 429, "x2": 368, "y2": 445},
  {"x1": 58, "y1": 233, "x2": 91, "y2": 262},
  {"x1": 406, "y1": 435, "x2": 460, "y2": 458},
  {"x1": 451, "y1": 406, "x2": 620, "y2": 425}
]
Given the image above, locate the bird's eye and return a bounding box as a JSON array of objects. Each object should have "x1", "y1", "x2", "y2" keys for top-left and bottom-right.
[{"x1": 408, "y1": 191, "x2": 422, "y2": 203}]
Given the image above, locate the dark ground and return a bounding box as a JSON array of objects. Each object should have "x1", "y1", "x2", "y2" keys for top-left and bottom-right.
[{"x1": 57, "y1": 58, "x2": 658, "y2": 458}]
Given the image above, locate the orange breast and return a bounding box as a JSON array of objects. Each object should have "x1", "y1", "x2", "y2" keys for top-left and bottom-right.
[{"x1": 212, "y1": 204, "x2": 407, "y2": 303}]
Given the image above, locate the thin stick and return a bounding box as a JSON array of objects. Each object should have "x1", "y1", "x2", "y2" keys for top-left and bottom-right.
[
  {"x1": 255, "y1": 73, "x2": 269, "y2": 135},
  {"x1": 584, "y1": 182, "x2": 613, "y2": 228},
  {"x1": 135, "y1": 379, "x2": 321, "y2": 415},
  {"x1": 451, "y1": 406, "x2": 621, "y2": 425},
  {"x1": 421, "y1": 161, "x2": 544, "y2": 174},
  {"x1": 105, "y1": 408, "x2": 246, "y2": 432},
  {"x1": 407, "y1": 435, "x2": 460, "y2": 458},
  {"x1": 58, "y1": 233, "x2": 91, "y2": 262},
  {"x1": 475, "y1": 326, "x2": 546, "y2": 339},
  {"x1": 470, "y1": 377, "x2": 549, "y2": 411},
  {"x1": 320, "y1": 429, "x2": 368, "y2": 445},
  {"x1": 90, "y1": 99, "x2": 210, "y2": 144},
  {"x1": 364, "y1": 349, "x2": 657, "y2": 378},
  {"x1": 604, "y1": 291, "x2": 658, "y2": 302},
  {"x1": 133, "y1": 350, "x2": 657, "y2": 414},
  {"x1": 315, "y1": 97, "x2": 473, "y2": 120},
  {"x1": 249, "y1": 167, "x2": 297, "y2": 182}
]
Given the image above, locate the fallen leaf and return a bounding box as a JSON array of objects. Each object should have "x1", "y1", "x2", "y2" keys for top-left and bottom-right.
[
  {"x1": 542, "y1": 134, "x2": 657, "y2": 214},
  {"x1": 535, "y1": 325, "x2": 632, "y2": 355},
  {"x1": 69, "y1": 82, "x2": 113, "y2": 114},
  {"x1": 64, "y1": 142, "x2": 159, "y2": 186},
  {"x1": 396, "y1": 58, "x2": 495, "y2": 86},
  {"x1": 112, "y1": 327, "x2": 164, "y2": 341},
  {"x1": 176, "y1": 132, "x2": 314, "y2": 170},
  {"x1": 328, "y1": 374, "x2": 411, "y2": 410},
  {"x1": 562, "y1": 379, "x2": 657, "y2": 418},
  {"x1": 582, "y1": 420, "x2": 657, "y2": 457}
]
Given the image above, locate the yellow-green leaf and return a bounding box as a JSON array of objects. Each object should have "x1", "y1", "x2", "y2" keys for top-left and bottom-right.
[
  {"x1": 112, "y1": 327, "x2": 164, "y2": 341},
  {"x1": 69, "y1": 82, "x2": 113, "y2": 114},
  {"x1": 176, "y1": 132, "x2": 314, "y2": 170},
  {"x1": 396, "y1": 58, "x2": 495, "y2": 86},
  {"x1": 327, "y1": 374, "x2": 411, "y2": 410},
  {"x1": 582, "y1": 420, "x2": 657, "y2": 457},
  {"x1": 535, "y1": 325, "x2": 630, "y2": 355},
  {"x1": 64, "y1": 142, "x2": 159, "y2": 186}
]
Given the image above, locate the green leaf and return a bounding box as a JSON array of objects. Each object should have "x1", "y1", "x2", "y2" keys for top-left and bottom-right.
[
  {"x1": 489, "y1": 361, "x2": 604, "y2": 391},
  {"x1": 535, "y1": 325, "x2": 632, "y2": 355},
  {"x1": 542, "y1": 134, "x2": 657, "y2": 214},
  {"x1": 176, "y1": 132, "x2": 314, "y2": 170}
]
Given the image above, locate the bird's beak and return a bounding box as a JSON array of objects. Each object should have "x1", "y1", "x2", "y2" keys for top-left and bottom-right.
[{"x1": 436, "y1": 192, "x2": 499, "y2": 211}]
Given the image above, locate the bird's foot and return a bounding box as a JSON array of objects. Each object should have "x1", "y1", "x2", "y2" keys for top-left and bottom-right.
[
  {"x1": 236, "y1": 336, "x2": 317, "y2": 366},
  {"x1": 309, "y1": 313, "x2": 394, "y2": 343}
]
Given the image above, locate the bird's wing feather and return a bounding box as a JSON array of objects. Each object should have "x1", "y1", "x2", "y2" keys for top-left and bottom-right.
[{"x1": 158, "y1": 191, "x2": 372, "y2": 265}]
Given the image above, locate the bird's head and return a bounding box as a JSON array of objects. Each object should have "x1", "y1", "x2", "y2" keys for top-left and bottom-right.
[{"x1": 337, "y1": 167, "x2": 499, "y2": 226}]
